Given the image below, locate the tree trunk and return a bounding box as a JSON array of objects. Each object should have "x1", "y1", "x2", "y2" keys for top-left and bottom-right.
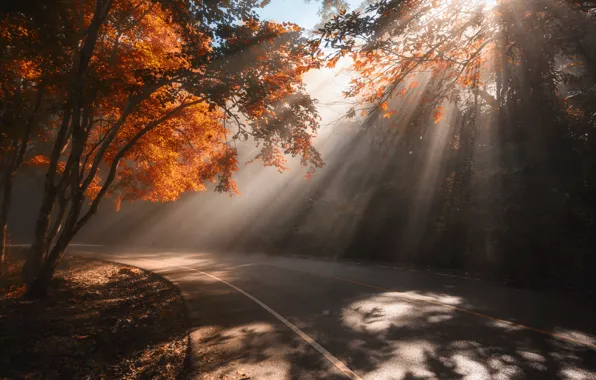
[
  {"x1": 0, "y1": 175, "x2": 11, "y2": 275},
  {"x1": 22, "y1": 1, "x2": 112, "y2": 297},
  {"x1": 24, "y1": 230, "x2": 73, "y2": 298},
  {"x1": 22, "y1": 191, "x2": 55, "y2": 287},
  {"x1": 25, "y1": 201, "x2": 81, "y2": 298},
  {"x1": 0, "y1": 163, "x2": 15, "y2": 275},
  {"x1": 0, "y1": 85, "x2": 44, "y2": 275},
  {"x1": 0, "y1": 224, "x2": 6, "y2": 275}
]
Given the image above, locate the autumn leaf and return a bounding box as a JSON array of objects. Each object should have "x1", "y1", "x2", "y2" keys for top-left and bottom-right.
[
  {"x1": 383, "y1": 110, "x2": 396, "y2": 119},
  {"x1": 433, "y1": 106, "x2": 445, "y2": 124},
  {"x1": 326, "y1": 56, "x2": 340, "y2": 68},
  {"x1": 26, "y1": 155, "x2": 50, "y2": 166}
]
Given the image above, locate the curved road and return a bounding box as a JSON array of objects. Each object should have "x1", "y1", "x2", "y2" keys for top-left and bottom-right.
[{"x1": 71, "y1": 247, "x2": 596, "y2": 380}]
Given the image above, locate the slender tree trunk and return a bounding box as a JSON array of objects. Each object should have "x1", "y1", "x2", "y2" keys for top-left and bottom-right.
[
  {"x1": 23, "y1": 0, "x2": 112, "y2": 297},
  {"x1": 0, "y1": 170, "x2": 13, "y2": 274},
  {"x1": 0, "y1": 81, "x2": 44, "y2": 275},
  {"x1": 22, "y1": 0, "x2": 189, "y2": 296},
  {"x1": 23, "y1": 190, "x2": 56, "y2": 286},
  {"x1": 46, "y1": 192, "x2": 69, "y2": 252},
  {"x1": 25, "y1": 221, "x2": 75, "y2": 298},
  {"x1": 26, "y1": 184, "x2": 86, "y2": 298}
]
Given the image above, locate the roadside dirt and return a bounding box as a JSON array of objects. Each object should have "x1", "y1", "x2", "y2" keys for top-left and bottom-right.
[{"x1": 0, "y1": 250, "x2": 189, "y2": 379}]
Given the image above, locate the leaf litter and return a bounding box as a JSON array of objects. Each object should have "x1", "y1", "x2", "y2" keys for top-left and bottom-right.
[{"x1": 0, "y1": 252, "x2": 189, "y2": 379}]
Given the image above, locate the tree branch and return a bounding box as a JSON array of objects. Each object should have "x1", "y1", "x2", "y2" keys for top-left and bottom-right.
[{"x1": 73, "y1": 98, "x2": 204, "y2": 234}]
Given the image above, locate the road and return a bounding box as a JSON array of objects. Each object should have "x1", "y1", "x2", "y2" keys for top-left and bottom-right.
[{"x1": 70, "y1": 247, "x2": 596, "y2": 380}]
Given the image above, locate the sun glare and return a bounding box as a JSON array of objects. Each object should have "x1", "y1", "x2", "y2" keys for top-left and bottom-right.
[{"x1": 482, "y1": 0, "x2": 498, "y2": 9}]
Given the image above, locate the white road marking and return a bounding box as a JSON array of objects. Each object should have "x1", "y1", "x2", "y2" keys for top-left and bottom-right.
[{"x1": 144, "y1": 260, "x2": 363, "y2": 380}]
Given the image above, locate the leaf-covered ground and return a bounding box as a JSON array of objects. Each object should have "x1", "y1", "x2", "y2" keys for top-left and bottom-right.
[{"x1": 0, "y1": 251, "x2": 189, "y2": 379}]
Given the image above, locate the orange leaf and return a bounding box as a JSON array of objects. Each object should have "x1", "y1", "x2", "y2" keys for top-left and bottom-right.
[{"x1": 433, "y1": 106, "x2": 445, "y2": 124}]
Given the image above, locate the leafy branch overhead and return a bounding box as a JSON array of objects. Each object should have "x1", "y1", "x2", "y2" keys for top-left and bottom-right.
[{"x1": 0, "y1": 0, "x2": 324, "y2": 296}]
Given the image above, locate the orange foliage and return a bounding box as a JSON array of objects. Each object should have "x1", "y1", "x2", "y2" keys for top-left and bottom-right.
[
  {"x1": 111, "y1": 102, "x2": 236, "y2": 202},
  {"x1": 58, "y1": 1, "x2": 318, "y2": 207},
  {"x1": 319, "y1": 0, "x2": 499, "y2": 122},
  {"x1": 433, "y1": 106, "x2": 446, "y2": 124},
  {"x1": 26, "y1": 155, "x2": 50, "y2": 166},
  {"x1": 3, "y1": 0, "x2": 322, "y2": 217},
  {"x1": 75, "y1": 1, "x2": 235, "y2": 204},
  {"x1": 26, "y1": 155, "x2": 67, "y2": 175}
]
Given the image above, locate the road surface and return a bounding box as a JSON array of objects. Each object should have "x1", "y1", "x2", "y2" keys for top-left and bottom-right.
[{"x1": 70, "y1": 247, "x2": 596, "y2": 380}]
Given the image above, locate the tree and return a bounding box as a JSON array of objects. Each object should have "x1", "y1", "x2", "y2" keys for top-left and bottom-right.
[
  {"x1": 7, "y1": 0, "x2": 323, "y2": 297},
  {"x1": 305, "y1": 0, "x2": 596, "y2": 288},
  {"x1": 0, "y1": 15, "x2": 39, "y2": 272},
  {"x1": 0, "y1": 3, "x2": 66, "y2": 272}
]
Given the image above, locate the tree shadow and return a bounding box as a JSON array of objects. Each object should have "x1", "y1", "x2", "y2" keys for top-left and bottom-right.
[
  {"x1": 0, "y1": 258, "x2": 189, "y2": 379},
  {"x1": 64, "y1": 249, "x2": 596, "y2": 379},
  {"x1": 167, "y1": 255, "x2": 595, "y2": 379}
]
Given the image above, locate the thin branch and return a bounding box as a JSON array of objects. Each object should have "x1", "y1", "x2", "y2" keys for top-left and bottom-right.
[
  {"x1": 174, "y1": 128, "x2": 195, "y2": 149},
  {"x1": 73, "y1": 98, "x2": 204, "y2": 233}
]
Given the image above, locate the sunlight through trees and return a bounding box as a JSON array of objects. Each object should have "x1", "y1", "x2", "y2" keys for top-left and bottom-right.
[
  {"x1": 1, "y1": 0, "x2": 323, "y2": 295},
  {"x1": 2, "y1": 0, "x2": 596, "y2": 295}
]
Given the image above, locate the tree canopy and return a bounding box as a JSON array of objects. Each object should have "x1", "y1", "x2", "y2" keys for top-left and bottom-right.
[
  {"x1": 245, "y1": 0, "x2": 596, "y2": 290},
  {"x1": 0, "y1": 0, "x2": 324, "y2": 295}
]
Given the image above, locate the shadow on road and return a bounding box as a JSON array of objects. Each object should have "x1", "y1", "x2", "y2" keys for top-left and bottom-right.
[{"x1": 74, "y1": 248, "x2": 596, "y2": 380}]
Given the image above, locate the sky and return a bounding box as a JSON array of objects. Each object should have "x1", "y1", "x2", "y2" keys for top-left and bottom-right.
[
  {"x1": 258, "y1": 0, "x2": 363, "y2": 31},
  {"x1": 257, "y1": 0, "x2": 362, "y2": 123}
]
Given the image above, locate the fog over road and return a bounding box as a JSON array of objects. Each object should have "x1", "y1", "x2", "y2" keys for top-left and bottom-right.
[{"x1": 71, "y1": 247, "x2": 596, "y2": 380}]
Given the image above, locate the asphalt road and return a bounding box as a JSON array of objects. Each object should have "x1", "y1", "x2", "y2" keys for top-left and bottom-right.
[{"x1": 70, "y1": 247, "x2": 596, "y2": 380}]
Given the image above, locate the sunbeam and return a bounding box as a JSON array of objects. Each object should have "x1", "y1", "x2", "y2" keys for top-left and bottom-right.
[
  {"x1": 66, "y1": 0, "x2": 596, "y2": 284},
  {"x1": 3, "y1": 0, "x2": 596, "y2": 378}
]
